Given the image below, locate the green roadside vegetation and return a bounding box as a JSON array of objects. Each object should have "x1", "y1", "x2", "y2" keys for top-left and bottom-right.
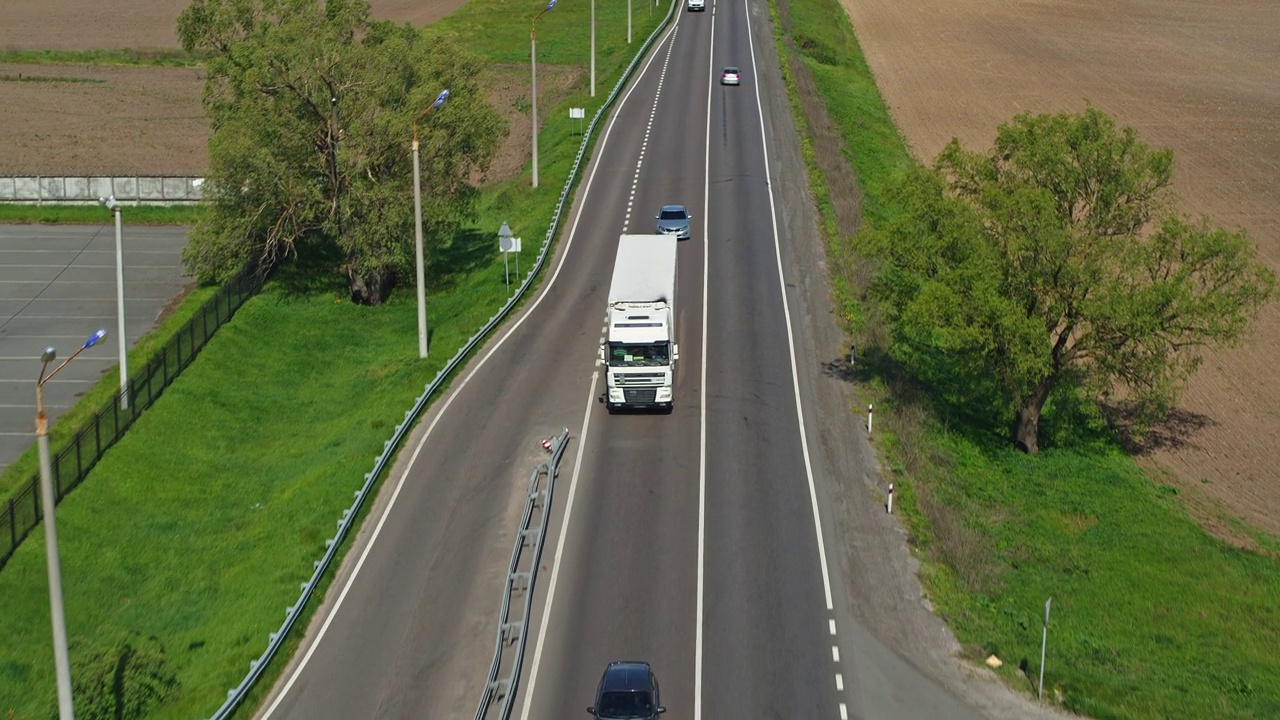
[
  {"x1": 0, "y1": 204, "x2": 207, "y2": 227},
  {"x1": 0, "y1": 2, "x2": 671, "y2": 719},
  {"x1": 769, "y1": 0, "x2": 1280, "y2": 718},
  {"x1": 0, "y1": 49, "x2": 206, "y2": 67}
]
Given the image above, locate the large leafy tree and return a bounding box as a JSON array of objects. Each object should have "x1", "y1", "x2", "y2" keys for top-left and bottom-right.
[
  {"x1": 178, "y1": 0, "x2": 504, "y2": 304},
  {"x1": 860, "y1": 107, "x2": 1275, "y2": 453}
]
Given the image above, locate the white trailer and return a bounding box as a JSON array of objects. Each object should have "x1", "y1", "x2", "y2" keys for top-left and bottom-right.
[{"x1": 602, "y1": 234, "x2": 679, "y2": 411}]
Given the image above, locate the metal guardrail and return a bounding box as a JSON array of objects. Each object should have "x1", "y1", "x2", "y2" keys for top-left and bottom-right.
[
  {"x1": 205, "y1": 3, "x2": 679, "y2": 716},
  {"x1": 474, "y1": 427, "x2": 569, "y2": 719}
]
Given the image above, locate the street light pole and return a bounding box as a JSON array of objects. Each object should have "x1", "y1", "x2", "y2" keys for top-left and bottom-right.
[
  {"x1": 531, "y1": 0, "x2": 556, "y2": 188},
  {"x1": 98, "y1": 197, "x2": 128, "y2": 409},
  {"x1": 411, "y1": 89, "x2": 451, "y2": 359},
  {"x1": 590, "y1": 0, "x2": 596, "y2": 97},
  {"x1": 37, "y1": 328, "x2": 108, "y2": 720},
  {"x1": 628, "y1": 0, "x2": 632, "y2": 44}
]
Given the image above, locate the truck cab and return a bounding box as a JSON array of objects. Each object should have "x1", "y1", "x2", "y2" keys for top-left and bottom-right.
[{"x1": 604, "y1": 306, "x2": 678, "y2": 411}]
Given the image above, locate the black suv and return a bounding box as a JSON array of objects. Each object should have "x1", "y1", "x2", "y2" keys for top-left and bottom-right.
[{"x1": 587, "y1": 661, "x2": 666, "y2": 719}]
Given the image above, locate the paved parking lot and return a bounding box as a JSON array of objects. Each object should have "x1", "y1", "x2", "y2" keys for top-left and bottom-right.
[{"x1": 0, "y1": 223, "x2": 191, "y2": 475}]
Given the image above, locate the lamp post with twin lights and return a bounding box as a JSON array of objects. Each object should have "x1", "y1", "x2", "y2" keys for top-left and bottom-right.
[
  {"x1": 412, "y1": 88, "x2": 451, "y2": 358},
  {"x1": 37, "y1": 328, "x2": 109, "y2": 720},
  {"x1": 530, "y1": 0, "x2": 557, "y2": 187}
]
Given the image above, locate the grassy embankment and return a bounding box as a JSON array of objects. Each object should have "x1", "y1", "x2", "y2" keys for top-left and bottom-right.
[
  {"x1": 0, "y1": 2, "x2": 669, "y2": 718},
  {"x1": 0, "y1": 205, "x2": 207, "y2": 226},
  {"x1": 769, "y1": 0, "x2": 1280, "y2": 718}
]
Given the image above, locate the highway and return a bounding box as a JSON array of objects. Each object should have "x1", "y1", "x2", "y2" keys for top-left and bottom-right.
[{"x1": 256, "y1": 1, "x2": 993, "y2": 718}]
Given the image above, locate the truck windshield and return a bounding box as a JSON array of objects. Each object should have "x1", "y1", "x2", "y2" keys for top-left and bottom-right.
[{"x1": 608, "y1": 342, "x2": 669, "y2": 367}]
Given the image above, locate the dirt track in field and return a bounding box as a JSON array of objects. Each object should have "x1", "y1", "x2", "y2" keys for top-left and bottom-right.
[{"x1": 839, "y1": 0, "x2": 1280, "y2": 540}]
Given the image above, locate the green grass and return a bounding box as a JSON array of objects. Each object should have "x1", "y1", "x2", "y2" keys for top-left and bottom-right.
[
  {"x1": 0, "y1": 49, "x2": 206, "y2": 67},
  {"x1": 0, "y1": 204, "x2": 207, "y2": 226},
  {"x1": 914, "y1": 440, "x2": 1280, "y2": 719},
  {"x1": 0, "y1": 3, "x2": 671, "y2": 719},
  {"x1": 770, "y1": 0, "x2": 1280, "y2": 716}
]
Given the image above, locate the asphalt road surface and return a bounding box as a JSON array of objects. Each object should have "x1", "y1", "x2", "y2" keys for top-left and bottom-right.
[
  {"x1": 255, "y1": 1, "x2": 1001, "y2": 719},
  {"x1": 0, "y1": 223, "x2": 190, "y2": 475}
]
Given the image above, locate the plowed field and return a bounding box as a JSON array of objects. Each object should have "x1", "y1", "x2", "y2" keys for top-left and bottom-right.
[
  {"x1": 0, "y1": 0, "x2": 481, "y2": 176},
  {"x1": 839, "y1": 0, "x2": 1280, "y2": 538}
]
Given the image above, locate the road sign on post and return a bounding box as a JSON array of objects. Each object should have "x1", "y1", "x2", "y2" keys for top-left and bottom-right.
[
  {"x1": 499, "y1": 221, "x2": 522, "y2": 288},
  {"x1": 569, "y1": 107, "x2": 585, "y2": 136}
]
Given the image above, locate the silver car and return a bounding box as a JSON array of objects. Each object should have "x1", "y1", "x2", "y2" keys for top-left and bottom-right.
[
  {"x1": 655, "y1": 205, "x2": 692, "y2": 240},
  {"x1": 720, "y1": 66, "x2": 741, "y2": 85}
]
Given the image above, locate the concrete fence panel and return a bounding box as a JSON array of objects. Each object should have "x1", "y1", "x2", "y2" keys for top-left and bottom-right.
[{"x1": 0, "y1": 176, "x2": 205, "y2": 205}]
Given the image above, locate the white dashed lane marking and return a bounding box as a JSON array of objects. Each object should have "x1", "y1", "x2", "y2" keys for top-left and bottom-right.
[{"x1": 621, "y1": 26, "x2": 680, "y2": 234}]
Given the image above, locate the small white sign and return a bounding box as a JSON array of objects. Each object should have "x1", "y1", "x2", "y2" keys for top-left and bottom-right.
[
  {"x1": 569, "y1": 107, "x2": 585, "y2": 119},
  {"x1": 498, "y1": 221, "x2": 520, "y2": 252}
]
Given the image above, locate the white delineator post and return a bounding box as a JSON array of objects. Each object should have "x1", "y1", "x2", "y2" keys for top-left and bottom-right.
[
  {"x1": 867, "y1": 403, "x2": 873, "y2": 434},
  {"x1": 886, "y1": 482, "x2": 894, "y2": 514},
  {"x1": 1039, "y1": 597, "x2": 1052, "y2": 701}
]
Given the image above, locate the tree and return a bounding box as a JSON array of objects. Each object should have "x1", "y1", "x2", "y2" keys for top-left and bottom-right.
[
  {"x1": 858, "y1": 107, "x2": 1276, "y2": 454},
  {"x1": 178, "y1": 0, "x2": 505, "y2": 304}
]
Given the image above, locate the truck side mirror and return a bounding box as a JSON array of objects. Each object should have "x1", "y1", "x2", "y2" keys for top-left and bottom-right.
[
  {"x1": 672, "y1": 344, "x2": 680, "y2": 362},
  {"x1": 598, "y1": 344, "x2": 606, "y2": 363}
]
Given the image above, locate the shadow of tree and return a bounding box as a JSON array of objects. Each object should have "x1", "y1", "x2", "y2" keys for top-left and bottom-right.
[
  {"x1": 430, "y1": 227, "x2": 493, "y2": 288},
  {"x1": 273, "y1": 236, "x2": 347, "y2": 298},
  {"x1": 821, "y1": 356, "x2": 857, "y2": 383},
  {"x1": 1106, "y1": 404, "x2": 1215, "y2": 455}
]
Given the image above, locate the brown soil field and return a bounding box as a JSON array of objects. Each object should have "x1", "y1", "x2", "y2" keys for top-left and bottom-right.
[
  {"x1": 839, "y1": 0, "x2": 1280, "y2": 539},
  {"x1": 0, "y1": 62, "x2": 207, "y2": 175},
  {"x1": 0, "y1": 0, "x2": 545, "y2": 178},
  {"x1": 0, "y1": 0, "x2": 460, "y2": 51}
]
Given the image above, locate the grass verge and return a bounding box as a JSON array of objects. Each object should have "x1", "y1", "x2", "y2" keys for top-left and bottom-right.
[
  {"x1": 770, "y1": 0, "x2": 1280, "y2": 716},
  {"x1": 0, "y1": 3, "x2": 671, "y2": 719},
  {"x1": 0, "y1": 204, "x2": 207, "y2": 226},
  {"x1": 0, "y1": 49, "x2": 207, "y2": 67}
]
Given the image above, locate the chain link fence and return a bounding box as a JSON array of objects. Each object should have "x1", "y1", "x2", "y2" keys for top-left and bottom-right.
[{"x1": 0, "y1": 265, "x2": 263, "y2": 570}]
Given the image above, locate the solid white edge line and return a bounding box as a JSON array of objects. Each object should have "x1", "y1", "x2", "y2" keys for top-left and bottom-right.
[
  {"x1": 743, "y1": 0, "x2": 834, "y2": 609},
  {"x1": 517, "y1": 21, "x2": 685, "y2": 720},
  {"x1": 263, "y1": 21, "x2": 682, "y2": 717},
  {"x1": 517, "y1": 369, "x2": 599, "y2": 720},
  {"x1": 696, "y1": 2, "x2": 715, "y2": 719}
]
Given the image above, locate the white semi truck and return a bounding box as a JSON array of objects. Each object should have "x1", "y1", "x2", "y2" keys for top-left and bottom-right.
[{"x1": 602, "y1": 234, "x2": 679, "y2": 412}]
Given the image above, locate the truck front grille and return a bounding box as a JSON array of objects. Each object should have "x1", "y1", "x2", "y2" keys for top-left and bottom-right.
[{"x1": 623, "y1": 388, "x2": 658, "y2": 404}]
